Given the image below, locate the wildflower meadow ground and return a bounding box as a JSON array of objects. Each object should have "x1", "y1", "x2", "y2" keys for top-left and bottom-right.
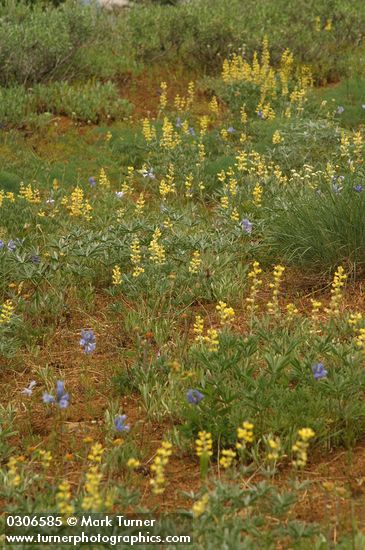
[{"x1": 1, "y1": 1, "x2": 365, "y2": 548}]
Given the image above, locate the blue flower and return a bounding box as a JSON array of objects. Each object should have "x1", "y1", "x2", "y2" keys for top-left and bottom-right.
[
  {"x1": 227, "y1": 126, "x2": 235, "y2": 134},
  {"x1": 30, "y1": 255, "x2": 41, "y2": 264},
  {"x1": 187, "y1": 389, "x2": 204, "y2": 405},
  {"x1": 21, "y1": 381, "x2": 37, "y2": 397},
  {"x1": 114, "y1": 414, "x2": 130, "y2": 432},
  {"x1": 354, "y1": 185, "x2": 364, "y2": 193},
  {"x1": 80, "y1": 329, "x2": 96, "y2": 354},
  {"x1": 89, "y1": 177, "x2": 96, "y2": 187},
  {"x1": 240, "y1": 218, "x2": 253, "y2": 234},
  {"x1": 312, "y1": 363, "x2": 328, "y2": 380},
  {"x1": 336, "y1": 106, "x2": 344, "y2": 114},
  {"x1": 188, "y1": 127, "x2": 196, "y2": 137},
  {"x1": 7, "y1": 240, "x2": 16, "y2": 252},
  {"x1": 115, "y1": 191, "x2": 124, "y2": 198},
  {"x1": 43, "y1": 393, "x2": 55, "y2": 405},
  {"x1": 257, "y1": 110, "x2": 264, "y2": 119},
  {"x1": 0, "y1": 240, "x2": 4, "y2": 249},
  {"x1": 43, "y1": 380, "x2": 70, "y2": 408}
]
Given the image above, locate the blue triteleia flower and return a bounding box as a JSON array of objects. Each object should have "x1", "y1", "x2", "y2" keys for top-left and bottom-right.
[
  {"x1": 257, "y1": 110, "x2": 264, "y2": 119},
  {"x1": 43, "y1": 380, "x2": 70, "y2": 408},
  {"x1": 114, "y1": 414, "x2": 130, "y2": 432},
  {"x1": 188, "y1": 127, "x2": 196, "y2": 137},
  {"x1": 80, "y1": 329, "x2": 96, "y2": 354},
  {"x1": 89, "y1": 177, "x2": 96, "y2": 187},
  {"x1": 227, "y1": 126, "x2": 235, "y2": 134},
  {"x1": 21, "y1": 381, "x2": 37, "y2": 396},
  {"x1": 187, "y1": 389, "x2": 204, "y2": 405},
  {"x1": 312, "y1": 363, "x2": 328, "y2": 380},
  {"x1": 336, "y1": 106, "x2": 344, "y2": 114},
  {"x1": 0, "y1": 240, "x2": 4, "y2": 249},
  {"x1": 240, "y1": 218, "x2": 253, "y2": 234},
  {"x1": 7, "y1": 240, "x2": 16, "y2": 252},
  {"x1": 354, "y1": 185, "x2": 364, "y2": 193},
  {"x1": 43, "y1": 393, "x2": 55, "y2": 405}
]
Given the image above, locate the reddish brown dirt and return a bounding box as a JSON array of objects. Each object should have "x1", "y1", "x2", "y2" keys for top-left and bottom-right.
[{"x1": 2, "y1": 276, "x2": 365, "y2": 522}]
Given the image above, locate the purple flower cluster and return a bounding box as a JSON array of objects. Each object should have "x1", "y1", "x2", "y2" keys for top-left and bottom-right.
[
  {"x1": 80, "y1": 329, "x2": 96, "y2": 354},
  {"x1": 186, "y1": 389, "x2": 204, "y2": 405},
  {"x1": 240, "y1": 218, "x2": 253, "y2": 234},
  {"x1": 114, "y1": 414, "x2": 130, "y2": 432},
  {"x1": 312, "y1": 363, "x2": 328, "y2": 380},
  {"x1": 43, "y1": 381, "x2": 70, "y2": 409}
]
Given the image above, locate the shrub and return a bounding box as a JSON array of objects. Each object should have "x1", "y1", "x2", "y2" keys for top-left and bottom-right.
[
  {"x1": 0, "y1": 81, "x2": 132, "y2": 125},
  {"x1": 0, "y1": 0, "x2": 104, "y2": 86}
]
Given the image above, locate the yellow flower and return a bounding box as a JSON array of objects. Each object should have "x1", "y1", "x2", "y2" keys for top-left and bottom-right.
[
  {"x1": 236, "y1": 421, "x2": 254, "y2": 449},
  {"x1": 219, "y1": 449, "x2": 236, "y2": 469},
  {"x1": 150, "y1": 441, "x2": 172, "y2": 495},
  {"x1": 267, "y1": 437, "x2": 281, "y2": 461},
  {"x1": 82, "y1": 466, "x2": 103, "y2": 511},
  {"x1": 292, "y1": 428, "x2": 315, "y2": 468},
  {"x1": 298, "y1": 428, "x2": 315, "y2": 441},
  {"x1": 272, "y1": 130, "x2": 283, "y2": 144},
  {"x1": 310, "y1": 299, "x2": 322, "y2": 321},
  {"x1": 135, "y1": 193, "x2": 145, "y2": 215},
  {"x1": 216, "y1": 301, "x2": 235, "y2": 326},
  {"x1": 286, "y1": 303, "x2": 298, "y2": 320},
  {"x1": 130, "y1": 237, "x2": 144, "y2": 278},
  {"x1": 0, "y1": 300, "x2": 14, "y2": 325},
  {"x1": 267, "y1": 265, "x2": 285, "y2": 316},
  {"x1": 209, "y1": 96, "x2": 219, "y2": 115},
  {"x1": 142, "y1": 118, "x2": 156, "y2": 142},
  {"x1": 193, "y1": 315, "x2": 204, "y2": 342},
  {"x1": 38, "y1": 450, "x2": 52, "y2": 469},
  {"x1": 189, "y1": 251, "x2": 201, "y2": 274},
  {"x1": 149, "y1": 228, "x2": 166, "y2": 265},
  {"x1": 87, "y1": 443, "x2": 104, "y2": 463},
  {"x1": 7, "y1": 457, "x2": 22, "y2": 487},
  {"x1": 230, "y1": 207, "x2": 239, "y2": 222},
  {"x1": 68, "y1": 186, "x2": 92, "y2": 220},
  {"x1": 56, "y1": 481, "x2": 74, "y2": 516},
  {"x1": 192, "y1": 494, "x2": 209, "y2": 518},
  {"x1": 99, "y1": 168, "x2": 110, "y2": 188},
  {"x1": 195, "y1": 431, "x2": 213, "y2": 458},
  {"x1": 127, "y1": 458, "x2": 141, "y2": 469},
  {"x1": 246, "y1": 261, "x2": 263, "y2": 315},
  {"x1": 159, "y1": 81, "x2": 168, "y2": 110},
  {"x1": 203, "y1": 328, "x2": 219, "y2": 353},
  {"x1": 252, "y1": 183, "x2": 263, "y2": 207},
  {"x1": 220, "y1": 195, "x2": 229, "y2": 209},
  {"x1": 112, "y1": 265, "x2": 122, "y2": 285},
  {"x1": 325, "y1": 266, "x2": 347, "y2": 316}
]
